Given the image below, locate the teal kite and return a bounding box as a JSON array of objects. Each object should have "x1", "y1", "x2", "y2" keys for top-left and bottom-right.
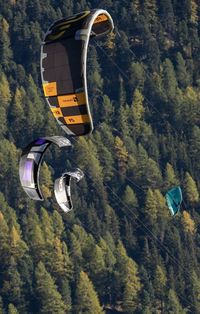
[{"x1": 165, "y1": 186, "x2": 182, "y2": 216}]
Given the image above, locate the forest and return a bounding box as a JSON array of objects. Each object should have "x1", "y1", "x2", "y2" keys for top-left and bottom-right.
[{"x1": 0, "y1": 0, "x2": 200, "y2": 313}]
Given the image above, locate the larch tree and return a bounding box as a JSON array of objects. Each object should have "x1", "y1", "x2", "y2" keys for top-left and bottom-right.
[
  {"x1": 123, "y1": 185, "x2": 138, "y2": 208},
  {"x1": 35, "y1": 262, "x2": 66, "y2": 314},
  {"x1": 184, "y1": 172, "x2": 199, "y2": 205},
  {"x1": 144, "y1": 189, "x2": 158, "y2": 225},
  {"x1": 114, "y1": 136, "x2": 129, "y2": 176},
  {"x1": 165, "y1": 162, "x2": 179, "y2": 189},
  {"x1": 181, "y1": 211, "x2": 196, "y2": 235},
  {"x1": 166, "y1": 289, "x2": 186, "y2": 314},
  {"x1": 7, "y1": 304, "x2": 19, "y2": 314},
  {"x1": 75, "y1": 271, "x2": 104, "y2": 314}
]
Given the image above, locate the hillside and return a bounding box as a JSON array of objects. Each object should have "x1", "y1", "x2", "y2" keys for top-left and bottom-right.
[{"x1": 0, "y1": 0, "x2": 200, "y2": 313}]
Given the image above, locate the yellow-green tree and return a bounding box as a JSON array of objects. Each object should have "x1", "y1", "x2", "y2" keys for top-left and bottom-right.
[{"x1": 76, "y1": 271, "x2": 104, "y2": 314}]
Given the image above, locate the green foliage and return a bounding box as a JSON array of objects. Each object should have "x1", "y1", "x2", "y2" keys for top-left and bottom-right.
[
  {"x1": 76, "y1": 271, "x2": 104, "y2": 314},
  {"x1": 166, "y1": 289, "x2": 186, "y2": 314},
  {"x1": 1, "y1": 1, "x2": 200, "y2": 313},
  {"x1": 35, "y1": 262, "x2": 66, "y2": 314}
]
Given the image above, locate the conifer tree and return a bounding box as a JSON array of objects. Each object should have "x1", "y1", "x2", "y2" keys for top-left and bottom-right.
[
  {"x1": 0, "y1": 211, "x2": 9, "y2": 260},
  {"x1": 144, "y1": 189, "x2": 158, "y2": 225},
  {"x1": 123, "y1": 258, "x2": 141, "y2": 313},
  {"x1": 130, "y1": 88, "x2": 145, "y2": 135},
  {"x1": 0, "y1": 18, "x2": 12, "y2": 68},
  {"x1": 0, "y1": 296, "x2": 5, "y2": 314},
  {"x1": 99, "y1": 238, "x2": 116, "y2": 272},
  {"x1": 165, "y1": 162, "x2": 179, "y2": 189},
  {"x1": 9, "y1": 87, "x2": 25, "y2": 143},
  {"x1": 114, "y1": 136, "x2": 128, "y2": 175},
  {"x1": 176, "y1": 52, "x2": 190, "y2": 88},
  {"x1": 8, "y1": 304, "x2": 19, "y2": 314},
  {"x1": 0, "y1": 72, "x2": 11, "y2": 137},
  {"x1": 75, "y1": 271, "x2": 104, "y2": 314},
  {"x1": 189, "y1": 126, "x2": 200, "y2": 170},
  {"x1": 153, "y1": 265, "x2": 167, "y2": 312},
  {"x1": 190, "y1": 271, "x2": 200, "y2": 313},
  {"x1": 10, "y1": 225, "x2": 28, "y2": 260},
  {"x1": 40, "y1": 207, "x2": 54, "y2": 245},
  {"x1": 40, "y1": 163, "x2": 53, "y2": 199},
  {"x1": 182, "y1": 211, "x2": 196, "y2": 235},
  {"x1": 35, "y1": 262, "x2": 66, "y2": 314},
  {"x1": 166, "y1": 289, "x2": 186, "y2": 313},
  {"x1": 51, "y1": 210, "x2": 64, "y2": 238},
  {"x1": 129, "y1": 62, "x2": 145, "y2": 92},
  {"x1": 162, "y1": 58, "x2": 178, "y2": 100},
  {"x1": 2, "y1": 257, "x2": 24, "y2": 309},
  {"x1": 123, "y1": 185, "x2": 138, "y2": 208},
  {"x1": 184, "y1": 172, "x2": 199, "y2": 205},
  {"x1": 114, "y1": 241, "x2": 141, "y2": 310}
]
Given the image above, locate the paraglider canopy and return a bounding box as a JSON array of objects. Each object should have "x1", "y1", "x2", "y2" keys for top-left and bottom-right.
[
  {"x1": 41, "y1": 9, "x2": 114, "y2": 136},
  {"x1": 165, "y1": 186, "x2": 183, "y2": 216},
  {"x1": 19, "y1": 136, "x2": 72, "y2": 201},
  {"x1": 54, "y1": 168, "x2": 84, "y2": 213}
]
